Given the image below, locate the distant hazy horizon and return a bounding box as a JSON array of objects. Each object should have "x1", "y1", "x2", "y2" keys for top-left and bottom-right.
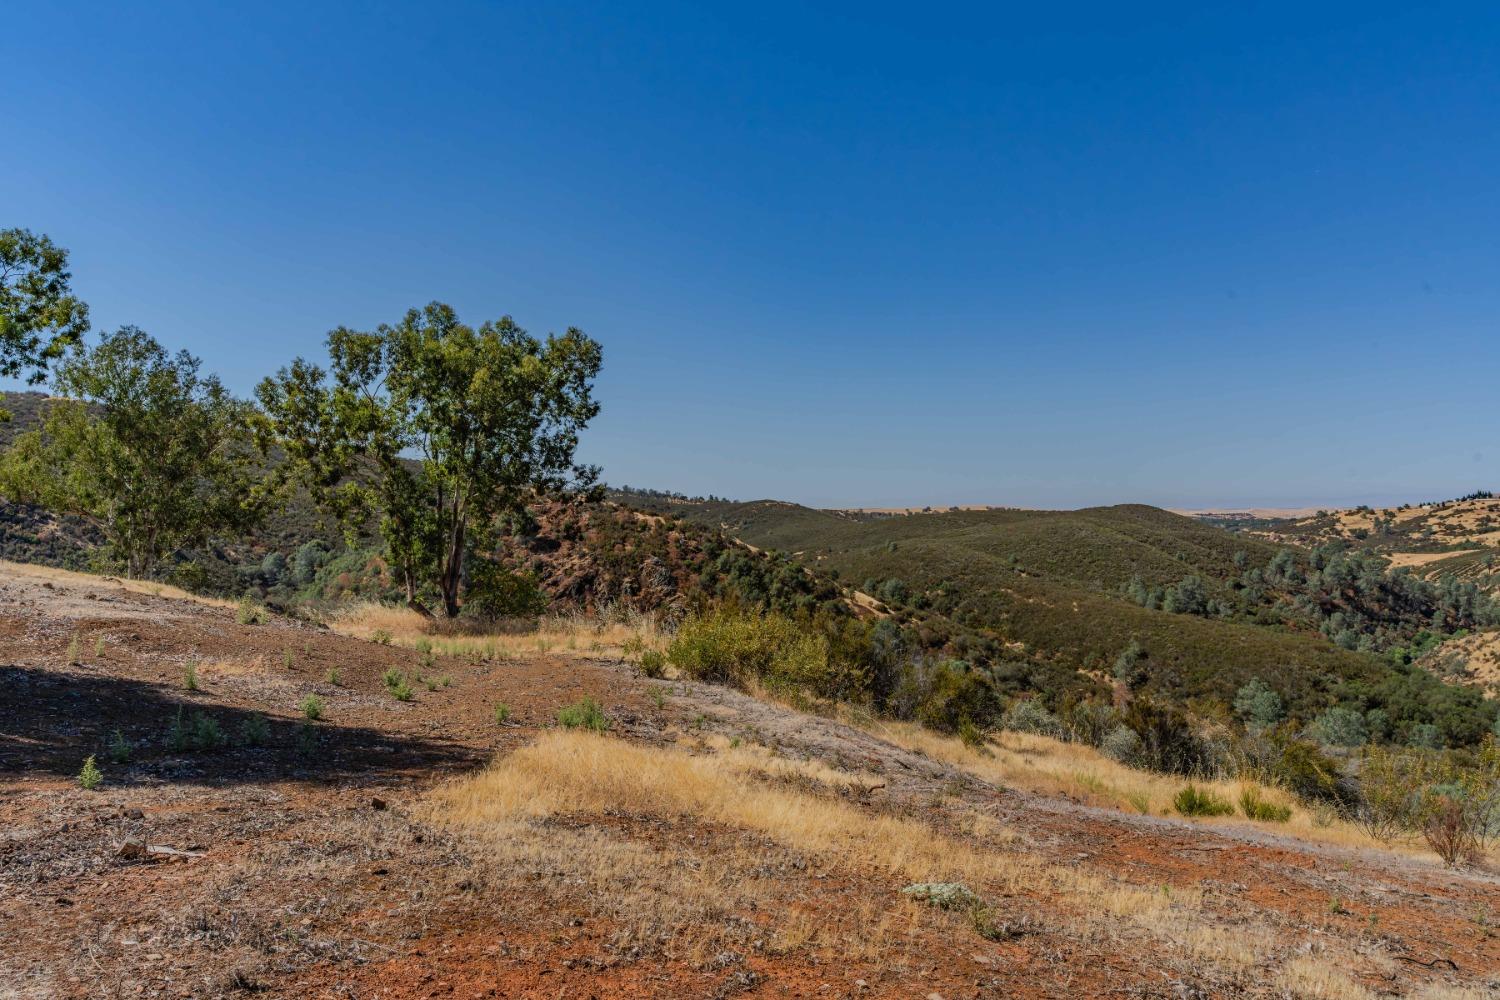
[{"x1": 7, "y1": 3, "x2": 1498, "y2": 509}]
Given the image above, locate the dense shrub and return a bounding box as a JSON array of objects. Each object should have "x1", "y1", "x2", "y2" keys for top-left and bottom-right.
[
  {"x1": 667, "y1": 607, "x2": 867, "y2": 700},
  {"x1": 557, "y1": 696, "x2": 610, "y2": 732},
  {"x1": 1310, "y1": 705, "x2": 1368, "y2": 748},
  {"x1": 1174, "y1": 784, "x2": 1233, "y2": 817},
  {"x1": 1272, "y1": 739, "x2": 1347, "y2": 803},
  {"x1": 1123, "y1": 699, "x2": 1214, "y2": 776},
  {"x1": 1233, "y1": 678, "x2": 1283, "y2": 728},
  {"x1": 463, "y1": 561, "x2": 548, "y2": 620},
  {"x1": 890, "y1": 659, "x2": 1003, "y2": 734},
  {"x1": 1002, "y1": 698, "x2": 1060, "y2": 737},
  {"x1": 1238, "y1": 786, "x2": 1292, "y2": 822},
  {"x1": 1100, "y1": 725, "x2": 1141, "y2": 764}
]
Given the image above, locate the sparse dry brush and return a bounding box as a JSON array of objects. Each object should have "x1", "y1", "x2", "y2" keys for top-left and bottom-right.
[{"x1": 423, "y1": 730, "x2": 1436, "y2": 993}]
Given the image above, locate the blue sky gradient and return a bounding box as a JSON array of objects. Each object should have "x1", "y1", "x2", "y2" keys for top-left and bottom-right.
[{"x1": 5, "y1": 2, "x2": 1498, "y2": 509}]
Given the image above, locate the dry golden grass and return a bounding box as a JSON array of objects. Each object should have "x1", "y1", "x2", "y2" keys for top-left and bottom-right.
[
  {"x1": 424, "y1": 730, "x2": 1449, "y2": 992},
  {"x1": 1275, "y1": 954, "x2": 1377, "y2": 1000},
  {"x1": 0, "y1": 559, "x2": 237, "y2": 609},
  {"x1": 328, "y1": 601, "x2": 667, "y2": 662},
  {"x1": 852, "y1": 715, "x2": 1455, "y2": 860},
  {"x1": 430, "y1": 729, "x2": 1007, "y2": 884}
]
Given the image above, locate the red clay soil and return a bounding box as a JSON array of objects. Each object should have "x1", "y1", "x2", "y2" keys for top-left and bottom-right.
[{"x1": 2, "y1": 565, "x2": 1497, "y2": 999}]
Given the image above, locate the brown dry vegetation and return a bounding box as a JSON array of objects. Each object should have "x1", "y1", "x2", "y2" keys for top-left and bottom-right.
[{"x1": 3, "y1": 562, "x2": 1499, "y2": 999}]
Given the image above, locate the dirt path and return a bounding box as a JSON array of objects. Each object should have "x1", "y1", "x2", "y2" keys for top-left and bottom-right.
[{"x1": 2, "y1": 564, "x2": 1497, "y2": 999}]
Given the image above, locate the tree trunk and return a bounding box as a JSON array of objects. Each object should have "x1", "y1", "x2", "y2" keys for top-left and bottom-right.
[
  {"x1": 404, "y1": 565, "x2": 432, "y2": 618},
  {"x1": 440, "y1": 517, "x2": 465, "y2": 618}
]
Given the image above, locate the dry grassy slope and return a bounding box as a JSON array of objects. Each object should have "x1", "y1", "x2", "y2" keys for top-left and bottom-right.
[
  {"x1": 1237, "y1": 497, "x2": 1500, "y2": 584},
  {"x1": 3, "y1": 562, "x2": 1499, "y2": 999}
]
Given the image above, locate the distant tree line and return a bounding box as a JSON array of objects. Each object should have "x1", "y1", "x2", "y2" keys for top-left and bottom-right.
[{"x1": 0, "y1": 229, "x2": 603, "y2": 618}]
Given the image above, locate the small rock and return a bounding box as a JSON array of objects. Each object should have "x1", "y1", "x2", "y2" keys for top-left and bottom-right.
[
  {"x1": 118, "y1": 839, "x2": 146, "y2": 860},
  {"x1": 371, "y1": 797, "x2": 387, "y2": 811}
]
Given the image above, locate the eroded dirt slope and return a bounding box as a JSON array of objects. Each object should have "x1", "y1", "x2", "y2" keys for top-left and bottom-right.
[{"x1": 2, "y1": 564, "x2": 1497, "y2": 999}]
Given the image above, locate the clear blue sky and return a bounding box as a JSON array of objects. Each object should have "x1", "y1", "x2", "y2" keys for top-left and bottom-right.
[{"x1": 6, "y1": 2, "x2": 1498, "y2": 509}]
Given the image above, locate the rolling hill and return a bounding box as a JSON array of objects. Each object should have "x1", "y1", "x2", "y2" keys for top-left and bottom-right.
[{"x1": 614, "y1": 491, "x2": 1500, "y2": 737}]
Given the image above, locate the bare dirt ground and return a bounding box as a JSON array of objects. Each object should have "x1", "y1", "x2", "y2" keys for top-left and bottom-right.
[{"x1": 3, "y1": 564, "x2": 1498, "y2": 999}]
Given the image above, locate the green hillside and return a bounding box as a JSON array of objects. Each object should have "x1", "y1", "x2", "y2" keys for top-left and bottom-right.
[{"x1": 614, "y1": 491, "x2": 1499, "y2": 741}]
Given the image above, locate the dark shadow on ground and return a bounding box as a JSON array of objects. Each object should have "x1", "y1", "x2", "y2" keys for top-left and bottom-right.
[{"x1": 0, "y1": 663, "x2": 484, "y2": 785}]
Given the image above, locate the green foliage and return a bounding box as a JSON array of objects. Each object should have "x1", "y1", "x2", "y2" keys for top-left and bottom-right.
[
  {"x1": 0, "y1": 328, "x2": 263, "y2": 577},
  {"x1": 894, "y1": 659, "x2": 1002, "y2": 734},
  {"x1": 462, "y1": 561, "x2": 548, "y2": 620},
  {"x1": 1001, "y1": 698, "x2": 1060, "y2": 737},
  {"x1": 371, "y1": 629, "x2": 392, "y2": 645},
  {"x1": 77, "y1": 754, "x2": 102, "y2": 790},
  {"x1": 1112, "y1": 639, "x2": 1147, "y2": 688},
  {"x1": 0, "y1": 228, "x2": 90, "y2": 391},
  {"x1": 1123, "y1": 699, "x2": 1213, "y2": 776},
  {"x1": 957, "y1": 719, "x2": 989, "y2": 752},
  {"x1": 256, "y1": 303, "x2": 602, "y2": 616},
  {"x1": 1173, "y1": 784, "x2": 1233, "y2": 817},
  {"x1": 106, "y1": 729, "x2": 131, "y2": 764},
  {"x1": 1272, "y1": 739, "x2": 1347, "y2": 803},
  {"x1": 236, "y1": 597, "x2": 267, "y2": 625},
  {"x1": 637, "y1": 496, "x2": 1500, "y2": 748},
  {"x1": 182, "y1": 659, "x2": 199, "y2": 691},
  {"x1": 1311, "y1": 705, "x2": 1368, "y2": 748},
  {"x1": 638, "y1": 648, "x2": 667, "y2": 679},
  {"x1": 1100, "y1": 724, "x2": 1141, "y2": 764},
  {"x1": 167, "y1": 708, "x2": 226, "y2": 752},
  {"x1": 238, "y1": 713, "x2": 270, "y2": 747},
  {"x1": 325, "y1": 667, "x2": 341, "y2": 686},
  {"x1": 667, "y1": 606, "x2": 868, "y2": 701},
  {"x1": 383, "y1": 669, "x2": 414, "y2": 701},
  {"x1": 1233, "y1": 678, "x2": 1283, "y2": 728},
  {"x1": 295, "y1": 723, "x2": 319, "y2": 756},
  {"x1": 557, "y1": 696, "x2": 610, "y2": 732},
  {"x1": 299, "y1": 693, "x2": 324, "y2": 720},
  {"x1": 1238, "y1": 786, "x2": 1292, "y2": 822},
  {"x1": 494, "y1": 702, "x2": 511, "y2": 724}
]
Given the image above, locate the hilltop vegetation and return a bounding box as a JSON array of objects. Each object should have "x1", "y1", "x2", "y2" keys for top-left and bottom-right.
[{"x1": 615, "y1": 490, "x2": 1500, "y2": 747}]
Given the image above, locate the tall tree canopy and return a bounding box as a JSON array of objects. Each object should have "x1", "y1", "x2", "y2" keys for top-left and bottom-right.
[
  {"x1": 0, "y1": 228, "x2": 90, "y2": 395},
  {"x1": 0, "y1": 327, "x2": 263, "y2": 577},
  {"x1": 256, "y1": 302, "x2": 602, "y2": 616}
]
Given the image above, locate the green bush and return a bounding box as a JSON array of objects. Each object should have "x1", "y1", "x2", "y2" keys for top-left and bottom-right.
[
  {"x1": 462, "y1": 562, "x2": 548, "y2": 620},
  {"x1": 239, "y1": 713, "x2": 270, "y2": 747},
  {"x1": 1272, "y1": 739, "x2": 1347, "y2": 804},
  {"x1": 299, "y1": 694, "x2": 324, "y2": 721},
  {"x1": 1174, "y1": 784, "x2": 1234, "y2": 817},
  {"x1": 235, "y1": 597, "x2": 267, "y2": 625},
  {"x1": 168, "y1": 708, "x2": 226, "y2": 752},
  {"x1": 494, "y1": 702, "x2": 511, "y2": 725},
  {"x1": 383, "y1": 667, "x2": 413, "y2": 701},
  {"x1": 1002, "y1": 698, "x2": 1061, "y2": 737},
  {"x1": 895, "y1": 659, "x2": 1002, "y2": 734},
  {"x1": 957, "y1": 719, "x2": 989, "y2": 752},
  {"x1": 182, "y1": 659, "x2": 199, "y2": 691},
  {"x1": 638, "y1": 649, "x2": 667, "y2": 679},
  {"x1": 1124, "y1": 699, "x2": 1213, "y2": 776},
  {"x1": 78, "y1": 754, "x2": 102, "y2": 790},
  {"x1": 557, "y1": 696, "x2": 610, "y2": 732},
  {"x1": 1311, "y1": 705, "x2": 1368, "y2": 748},
  {"x1": 371, "y1": 629, "x2": 392, "y2": 645},
  {"x1": 1100, "y1": 725, "x2": 1141, "y2": 764},
  {"x1": 106, "y1": 729, "x2": 132, "y2": 764},
  {"x1": 667, "y1": 607, "x2": 866, "y2": 700},
  {"x1": 1238, "y1": 786, "x2": 1292, "y2": 822}
]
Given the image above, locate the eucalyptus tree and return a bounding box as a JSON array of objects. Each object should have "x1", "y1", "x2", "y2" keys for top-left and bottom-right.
[
  {"x1": 256, "y1": 302, "x2": 602, "y2": 617},
  {"x1": 0, "y1": 327, "x2": 262, "y2": 577},
  {"x1": 0, "y1": 228, "x2": 91, "y2": 411}
]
